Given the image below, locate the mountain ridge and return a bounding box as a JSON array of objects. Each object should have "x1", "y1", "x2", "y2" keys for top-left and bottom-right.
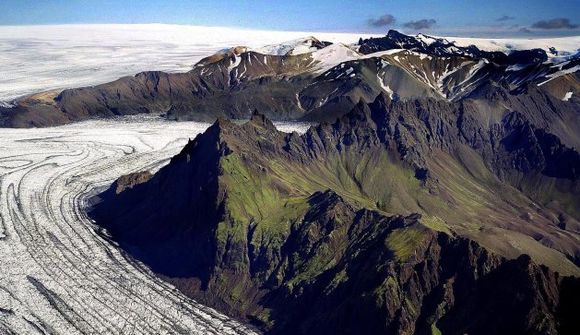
[{"x1": 89, "y1": 104, "x2": 579, "y2": 333}]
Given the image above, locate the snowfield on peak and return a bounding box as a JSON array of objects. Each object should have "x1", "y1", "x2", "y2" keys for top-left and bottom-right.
[
  {"x1": 310, "y1": 43, "x2": 362, "y2": 72},
  {"x1": 253, "y1": 37, "x2": 324, "y2": 56}
]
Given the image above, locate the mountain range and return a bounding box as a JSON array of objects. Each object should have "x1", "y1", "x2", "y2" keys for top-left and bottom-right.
[{"x1": 1, "y1": 30, "x2": 578, "y2": 135}]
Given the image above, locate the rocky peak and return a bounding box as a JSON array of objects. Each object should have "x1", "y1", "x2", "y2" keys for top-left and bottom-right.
[
  {"x1": 174, "y1": 111, "x2": 284, "y2": 163},
  {"x1": 298, "y1": 36, "x2": 330, "y2": 51},
  {"x1": 507, "y1": 48, "x2": 548, "y2": 65},
  {"x1": 305, "y1": 190, "x2": 354, "y2": 221},
  {"x1": 359, "y1": 29, "x2": 510, "y2": 63},
  {"x1": 248, "y1": 109, "x2": 277, "y2": 131},
  {"x1": 173, "y1": 117, "x2": 233, "y2": 160},
  {"x1": 386, "y1": 29, "x2": 419, "y2": 44}
]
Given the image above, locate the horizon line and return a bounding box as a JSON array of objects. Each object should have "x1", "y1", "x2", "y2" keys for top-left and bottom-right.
[{"x1": 0, "y1": 23, "x2": 579, "y2": 40}]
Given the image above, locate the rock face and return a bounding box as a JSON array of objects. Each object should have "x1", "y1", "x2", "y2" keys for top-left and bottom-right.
[
  {"x1": 2, "y1": 31, "x2": 578, "y2": 130},
  {"x1": 90, "y1": 106, "x2": 580, "y2": 334}
]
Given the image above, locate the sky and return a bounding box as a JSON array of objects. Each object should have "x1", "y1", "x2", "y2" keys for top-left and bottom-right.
[{"x1": 0, "y1": 0, "x2": 579, "y2": 37}]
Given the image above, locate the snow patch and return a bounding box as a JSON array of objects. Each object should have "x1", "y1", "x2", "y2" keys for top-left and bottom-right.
[
  {"x1": 538, "y1": 65, "x2": 580, "y2": 86},
  {"x1": 562, "y1": 92, "x2": 573, "y2": 101},
  {"x1": 377, "y1": 73, "x2": 394, "y2": 99},
  {"x1": 416, "y1": 33, "x2": 440, "y2": 46},
  {"x1": 0, "y1": 101, "x2": 14, "y2": 108},
  {"x1": 445, "y1": 35, "x2": 580, "y2": 60},
  {"x1": 227, "y1": 55, "x2": 242, "y2": 73},
  {"x1": 254, "y1": 37, "x2": 321, "y2": 56},
  {"x1": 506, "y1": 64, "x2": 528, "y2": 72},
  {"x1": 296, "y1": 93, "x2": 304, "y2": 111}
]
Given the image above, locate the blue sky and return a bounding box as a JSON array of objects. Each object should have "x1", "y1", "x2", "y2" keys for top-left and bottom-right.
[{"x1": 1, "y1": 0, "x2": 579, "y2": 37}]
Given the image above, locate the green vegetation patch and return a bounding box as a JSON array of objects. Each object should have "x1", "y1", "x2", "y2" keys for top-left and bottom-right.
[
  {"x1": 219, "y1": 153, "x2": 310, "y2": 247},
  {"x1": 385, "y1": 227, "x2": 428, "y2": 261},
  {"x1": 431, "y1": 323, "x2": 443, "y2": 335},
  {"x1": 268, "y1": 148, "x2": 428, "y2": 215},
  {"x1": 421, "y1": 216, "x2": 452, "y2": 235},
  {"x1": 373, "y1": 275, "x2": 400, "y2": 306}
]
